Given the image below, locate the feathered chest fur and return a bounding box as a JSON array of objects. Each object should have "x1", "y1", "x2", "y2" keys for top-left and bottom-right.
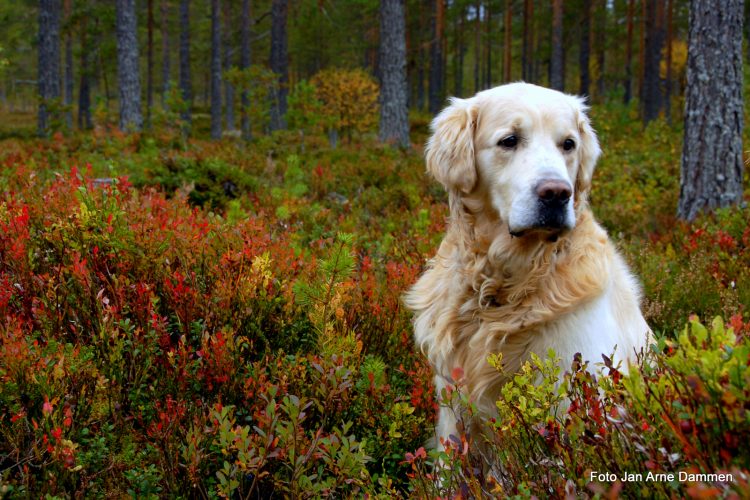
[{"x1": 405, "y1": 209, "x2": 614, "y2": 406}]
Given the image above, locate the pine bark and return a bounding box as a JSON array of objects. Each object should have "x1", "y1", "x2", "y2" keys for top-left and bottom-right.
[
  {"x1": 474, "y1": 1, "x2": 481, "y2": 92},
  {"x1": 642, "y1": 0, "x2": 664, "y2": 124},
  {"x1": 623, "y1": 0, "x2": 634, "y2": 103},
  {"x1": 579, "y1": 0, "x2": 591, "y2": 96},
  {"x1": 638, "y1": 0, "x2": 645, "y2": 100},
  {"x1": 678, "y1": 0, "x2": 744, "y2": 221},
  {"x1": 550, "y1": 0, "x2": 564, "y2": 91},
  {"x1": 223, "y1": 1, "x2": 235, "y2": 131},
  {"x1": 240, "y1": 0, "x2": 252, "y2": 140},
  {"x1": 116, "y1": 0, "x2": 143, "y2": 131},
  {"x1": 78, "y1": 15, "x2": 92, "y2": 129},
  {"x1": 38, "y1": 0, "x2": 61, "y2": 136},
  {"x1": 147, "y1": 0, "x2": 155, "y2": 124},
  {"x1": 269, "y1": 0, "x2": 288, "y2": 131},
  {"x1": 503, "y1": 0, "x2": 511, "y2": 83},
  {"x1": 161, "y1": 0, "x2": 170, "y2": 104},
  {"x1": 454, "y1": 4, "x2": 465, "y2": 96},
  {"x1": 595, "y1": 0, "x2": 606, "y2": 98},
  {"x1": 379, "y1": 0, "x2": 410, "y2": 147},
  {"x1": 522, "y1": 0, "x2": 534, "y2": 82},
  {"x1": 210, "y1": 0, "x2": 222, "y2": 139},
  {"x1": 63, "y1": 0, "x2": 73, "y2": 130},
  {"x1": 428, "y1": 0, "x2": 444, "y2": 114},
  {"x1": 486, "y1": 4, "x2": 492, "y2": 87},
  {"x1": 664, "y1": 0, "x2": 673, "y2": 121},
  {"x1": 179, "y1": 0, "x2": 192, "y2": 127}
]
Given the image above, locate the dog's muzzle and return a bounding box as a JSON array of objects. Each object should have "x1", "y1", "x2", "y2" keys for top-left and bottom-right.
[{"x1": 534, "y1": 178, "x2": 572, "y2": 228}]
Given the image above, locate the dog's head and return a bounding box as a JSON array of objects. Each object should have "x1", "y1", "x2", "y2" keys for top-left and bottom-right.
[{"x1": 425, "y1": 83, "x2": 601, "y2": 239}]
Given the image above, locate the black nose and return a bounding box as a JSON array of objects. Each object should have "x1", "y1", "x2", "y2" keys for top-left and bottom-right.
[{"x1": 536, "y1": 179, "x2": 572, "y2": 205}]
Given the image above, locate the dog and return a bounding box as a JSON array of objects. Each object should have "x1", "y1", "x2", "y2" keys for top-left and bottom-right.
[{"x1": 404, "y1": 83, "x2": 651, "y2": 451}]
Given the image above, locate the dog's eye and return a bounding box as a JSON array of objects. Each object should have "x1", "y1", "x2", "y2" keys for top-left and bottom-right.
[
  {"x1": 562, "y1": 138, "x2": 576, "y2": 151},
  {"x1": 498, "y1": 135, "x2": 519, "y2": 149}
]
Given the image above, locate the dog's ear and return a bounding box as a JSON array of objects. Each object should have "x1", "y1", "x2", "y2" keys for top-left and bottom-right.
[
  {"x1": 573, "y1": 99, "x2": 601, "y2": 202},
  {"x1": 425, "y1": 98, "x2": 478, "y2": 194}
]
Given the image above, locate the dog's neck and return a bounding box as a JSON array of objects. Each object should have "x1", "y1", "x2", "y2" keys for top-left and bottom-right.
[
  {"x1": 447, "y1": 189, "x2": 608, "y2": 310},
  {"x1": 448, "y1": 189, "x2": 575, "y2": 272}
]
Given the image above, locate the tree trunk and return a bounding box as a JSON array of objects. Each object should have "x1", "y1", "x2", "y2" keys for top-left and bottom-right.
[
  {"x1": 78, "y1": 15, "x2": 92, "y2": 129},
  {"x1": 63, "y1": 0, "x2": 73, "y2": 130},
  {"x1": 269, "y1": 0, "x2": 288, "y2": 131},
  {"x1": 623, "y1": 0, "x2": 634, "y2": 103},
  {"x1": 642, "y1": 0, "x2": 664, "y2": 124},
  {"x1": 595, "y1": 0, "x2": 606, "y2": 99},
  {"x1": 428, "y1": 0, "x2": 444, "y2": 114},
  {"x1": 179, "y1": 0, "x2": 192, "y2": 128},
  {"x1": 485, "y1": 3, "x2": 492, "y2": 87},
  {"x1": 550, "y1": 0, "x2": 564, "y2": 91},
  {"x1": 147, "y1": 0, "x2": 154, "y2": 125},
  {"x1": 664, "y1": 0, "x2": 673, "y2": 121},
  {"x1": 240, "y1": 0, "x2": 252, "y2": 140},
  {"x1": 678, "y1": 0, "x2": 744, "y2": 221},
  {"x1": 38, "y1": 0, "x2": 61, "y2": 137},
  {"x1": 503, "y1": 0, "x2": 511, "y2": 82},
  {"x1": 522, "y1": 0, "x2": 533, "y2": 82},
  {"x1": 223, "y1": 1, "x2": 235, "y2": 131},
  {"x1": 638, "y1": 0, "x2": 645, "y2": 100},
  {"x1": 210, "y1": 0, "x2": 222, "y2": 139},
  {"x1": 579, "y1": 0, "x2": 591, "y2": 96},
  {"x1": 379, "y1": 0, "x2": 410, "y2": 147},
  {"x1": 454, "y1": 4, "x2": 464, "y2": 96},
  {"x1": 116, "y1": 0, "x2": 143, "y2": 132},
  {"x1": 415, "y1": 0, "x2": 426, "y2": 110},
  {"x1": 161, "y1": 0, "x2": 170, "y2": 104},
  {"x1": 474, "y1": 0, "x2": 481, "y2": 92}
]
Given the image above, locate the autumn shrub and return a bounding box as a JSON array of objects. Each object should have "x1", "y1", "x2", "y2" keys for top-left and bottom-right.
[
  {"x1": 1, "y1": 92, "x2": 749, "y2": 497},
  {"x1": 309, "y1": 68, "x2": 379, "y2": 146},
  {"x1": 405, "y1": 317, "x2": 750, "y2": 498},
  {"x1": 0, "y1": 155, "x2": 433, "y2": 496},
  {"x1": 628, "y1": 206, "x2": 750, "y2": 334}
]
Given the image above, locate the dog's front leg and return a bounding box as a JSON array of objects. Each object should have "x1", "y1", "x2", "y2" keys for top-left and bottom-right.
[{"x1": 434, "y1": 375, "x2": 460, "y2": 451}]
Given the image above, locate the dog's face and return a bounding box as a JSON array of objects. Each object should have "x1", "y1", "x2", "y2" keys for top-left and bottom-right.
[{"x1": 425, "y1": 83, "x2": 601, "y2": 239}]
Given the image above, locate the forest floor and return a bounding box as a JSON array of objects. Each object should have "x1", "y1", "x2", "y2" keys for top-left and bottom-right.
[{"x1": 0, "y1": 100, "x2": 749, "y2": 497}]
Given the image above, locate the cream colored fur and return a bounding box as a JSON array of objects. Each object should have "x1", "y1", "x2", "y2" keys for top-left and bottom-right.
[{"x1": 404, "y1": 83, "x2": 651, "y2": 450}]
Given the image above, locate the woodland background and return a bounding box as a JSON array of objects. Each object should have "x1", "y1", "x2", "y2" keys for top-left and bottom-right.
[{"x1": 0, "y1": 0, "x2": 749, "y2": 498}]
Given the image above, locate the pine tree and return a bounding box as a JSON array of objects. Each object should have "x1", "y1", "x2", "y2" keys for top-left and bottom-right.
[
  {"x1": 269, "y1": 0, "x2": 288, "y2": 131},
  {"x1": 550, "y1": 0, "x2": 564, "y2": 91},
  {"x1": 116, "y1": 0, "x2": 143, "y2": 131},
  {"x1": 210, "y1": 0, "x2": 222, "y2": 139},
  {"x1": 179, "y1": 0, "x2": 192, "y2": 128},
  {"x1": 678, "y1": 0, "x2": 744, "y2": 221},
  {"x1": 379, "y1": 0, "x2": 410, "y2": 147},
  {"x1": 240, "y1": 0, "x2": 252, "y2": 140},
  {"x1": 38, "y1": 0, "x2": 61, "y2": 136}
]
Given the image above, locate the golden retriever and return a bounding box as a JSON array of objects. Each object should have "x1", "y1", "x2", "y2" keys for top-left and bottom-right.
[{"x1": 404, "y1": 83, "x2": 651, "y2": 451}]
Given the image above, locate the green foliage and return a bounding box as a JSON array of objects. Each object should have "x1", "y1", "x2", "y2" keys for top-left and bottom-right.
[
  {"x1": 287, "y1": 79, "x2": 328, "y2": 136},
  {"x1": 150, "y1": 83, "x2": 191, "y2": 145},
  {"x1": 310, "y1": 68, "x2": 380, "y2": 144},
  {"x1": 406, "y1": 317, "x2": 750, "y2": 497},
  {"x1": 0, "y1": 94, "x2": 749, "y2": 496},
  {"x1": 293, "y1": 232, "x2": 356, "y2": 354},
  {"x1": 225, "y1": 65, "x2": 279, "y2": 135}
]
